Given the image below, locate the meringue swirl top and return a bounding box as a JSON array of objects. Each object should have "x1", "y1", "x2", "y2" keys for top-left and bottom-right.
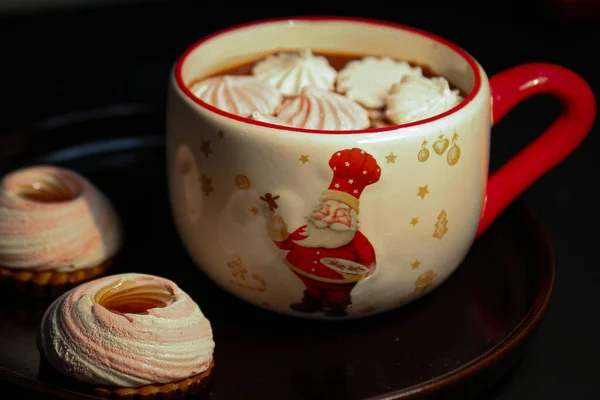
[
  {"x1": 189, "y1": 75, "x2": 282, "y2": 116},
  {"x1": 385, "y1": 75, "x2": 463, "y2": 124},
  {"x1": 336, "y1": 56, "x2": 423, "y2": 109},
  {"x1": 248, "y1": 111, "x2": 291, "y2": 127},
  {"x1": 0, "y1": 165, "x2": 122, "y2": 272},
  {"x1": 275, "y1": 87, "x2": 370, "y2": 131},
  {"x1": 252, "y1": 49, "x2": 337, "y2": 96},
  {"x1": 38, "y1": 273, "x2": 215, "y2": 387}
]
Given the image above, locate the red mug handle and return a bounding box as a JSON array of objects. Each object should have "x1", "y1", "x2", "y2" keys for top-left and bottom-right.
[{"x1": 476, "y1": 63, "x2": 597, "y2": 237}]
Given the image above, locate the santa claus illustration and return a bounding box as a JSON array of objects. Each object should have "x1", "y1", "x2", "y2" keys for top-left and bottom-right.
[{"x1": 265, "y1": 148, "x2": 381, "y2": 317}]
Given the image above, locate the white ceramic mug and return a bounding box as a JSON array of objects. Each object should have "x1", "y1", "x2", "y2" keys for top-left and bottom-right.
[{"x1": 166, "y1": 17, "x2": 596, "y2": 319}]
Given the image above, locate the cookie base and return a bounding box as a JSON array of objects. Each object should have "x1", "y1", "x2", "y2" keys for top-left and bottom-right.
[
  {"x1": 94, "y1": 361, "x2": 214, "y2": 399},
  {"x1": 38, "y1": 357, "x2": 213, "y2": 399},
  {"x1": 0, "y1": 258, "x2": 113, "y2": 299}
]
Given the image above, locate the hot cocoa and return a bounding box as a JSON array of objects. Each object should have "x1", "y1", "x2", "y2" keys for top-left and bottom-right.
[{"x1": 187, "y1": 49, "x2": 464, "y2": 130}]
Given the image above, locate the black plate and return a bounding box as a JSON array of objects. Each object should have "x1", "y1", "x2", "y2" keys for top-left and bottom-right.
[{"x1": 0, "y1": 105, "x2": 555, "y2": 400}]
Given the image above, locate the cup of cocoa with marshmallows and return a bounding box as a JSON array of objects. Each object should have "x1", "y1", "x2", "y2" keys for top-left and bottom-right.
[{"x1": 166, "y1": 17, "x2": 596, "y2": 320}]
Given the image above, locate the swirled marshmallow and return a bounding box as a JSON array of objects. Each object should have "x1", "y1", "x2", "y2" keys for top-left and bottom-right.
[
  {"x1": 276, "y1": 87, "x2": 370, "y2": 131},
  {"x1": 336, "y1": 57, "x2": 423, "y2": 109},
  {"x1": 38, "y1": 273, "x2": 215, "y2": 387},
  {"x1": 0, "y1": 166, "x2": 122, "y2": 272},
  {"x1": 385, "y1": 75, "x2": 463, "y2": 124},
  {"x1": 252, "y1": 49, "x2": 337, "y2": 96},
  {"x1": 189, "y1": 75, "x2": 282, "y2": 116}
]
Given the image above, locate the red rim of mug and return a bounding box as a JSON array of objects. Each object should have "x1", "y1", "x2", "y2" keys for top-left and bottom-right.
[{"x1": 174, "y1": 16, "x2": 483, "y2": 135}]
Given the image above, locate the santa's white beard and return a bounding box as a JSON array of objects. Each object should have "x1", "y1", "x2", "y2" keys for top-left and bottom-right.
[{"x1": 295, "y1": 219, "x2": 357, "y2": 249}]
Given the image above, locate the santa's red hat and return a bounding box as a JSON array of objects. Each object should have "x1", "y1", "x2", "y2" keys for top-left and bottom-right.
[{"x1": 319, "y1": 148, "x2": 381, "y2": 214}]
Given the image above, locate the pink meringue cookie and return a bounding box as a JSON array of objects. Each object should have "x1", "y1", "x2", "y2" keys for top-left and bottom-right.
[
  {"x1": 0, "y1": 165, "x2": 122, "y2": 272},
  {"x1": 189, "y1": 75, "x2": 282, "y2": 116},
  {"x1": 38, "y1": 273, "x2": 215, "y2": 388},
  {"x1": 252, "y1": 49, "x2": 338, "y2": 96},
  {"x1": 275, "y1": 87, "x2": 370, "y2": 131},
  {"x1": 248, "y1": 111, "x2": 291, "y2": 127},
  {"x1": 385, "y1": 75, "x2": 463, "y2": 124},
  {"x1": 336, "y1": 56, "x2": 423, "y2": 109}
]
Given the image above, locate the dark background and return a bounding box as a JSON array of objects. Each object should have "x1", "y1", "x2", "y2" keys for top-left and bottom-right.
[{"x1": 0, "y1": 0, "x2": 598, "y2": 399}]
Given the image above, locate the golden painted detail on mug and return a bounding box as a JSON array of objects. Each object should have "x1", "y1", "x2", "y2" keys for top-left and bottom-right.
[
  {"x1": 200, "y1": 174, "x2": 213, "y2": 196},
  {"x1": 299, "y1": 154, "x2": 310, "y2": 164},
  {"x1": 412, "y1": 270, "x2": 436, "y2": 297},
  {"x1": 433, "y1": 209, "x2": 448, "y2": 239},
  {"x1": 411, "y1": 260, "x2": 422, "y2": 270},
  {"x1": 360, "y1": 305, "x2": 379, "y2": 314},
  {"x1": 417, "y1": 132, "x2": 461, "y2": 166},
  {"x1": 385, "y1": 152, "x2": 398, "y2": 164},
  {"x1": 235, "y1": 174, "x2": 251, "y2": 190},
  {"x1": 395, "y1": 269, "x2": 438, "y2": 307},
  {"x1": 250, "y1": 207, "x2": 259, "y2": 215},
  {"x1": 227, "y1": 254, "x2": 267, "y2": 292},
  {"x1": 227, "y1": 255, "x2": 245, "y2": 278},
  {"x1": 433, "y1": 134, "x2": 449, "y2": 155},
  {"x1": 417, "y1": 185, "x2": 430, "y2": 199},
  {"x1": 417, "y1": 140, "x2": 430, "y2": 162},
  {"x1": 200, "y1": 139, "x2": 213, "y2": 158},
  {"x1": 447, "y1": 132, "x2": 461, "y2": 166},
  {"x1": 217, "y1": 129, "x2": 225, "y2": 138},
  {"x1": 410, "y1": 217, "x2": 419, "y2": 226}
]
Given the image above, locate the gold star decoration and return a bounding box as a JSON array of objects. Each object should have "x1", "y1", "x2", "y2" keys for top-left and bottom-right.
[
  {"x1": 299, "y1": 155, "x2": 309, "y2": 164},
  {"x1": 200, "y1": 139, "x2": 213, "y2": 158},
  {"x1": 410, "y1": 217, "x2": 419, "y2": 226},
  {"x1": 385, "y1": 152, "x2": 398, "y2": 164},
  {"x1": 217, "y1": 129, "x2": 225, "y2": 138},
  {"x1": 417, "y1": 185, "x2": 430, "y2": 199},
  {"x1": 411, "y1": 260, "x2": 422, "y2": 269},
  {"x1": 200, "y1": 174, "x2": 213, "y2": 196},
  {"x1": 250, "y1": 207, "x2": 259, "y2": 215}
]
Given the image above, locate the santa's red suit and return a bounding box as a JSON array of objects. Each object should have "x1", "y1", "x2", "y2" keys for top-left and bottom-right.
[
  {"x1": 273, "y1": 226, "x2": 376, "y2": 304},
  {"x1": 273, "y1": 148, "x2": 382, "y2": 313}
]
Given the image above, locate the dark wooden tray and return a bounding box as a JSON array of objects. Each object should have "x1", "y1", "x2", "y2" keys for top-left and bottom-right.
[{"x1": 0, "y1": 104, "x2": 555, "y2": 399}]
